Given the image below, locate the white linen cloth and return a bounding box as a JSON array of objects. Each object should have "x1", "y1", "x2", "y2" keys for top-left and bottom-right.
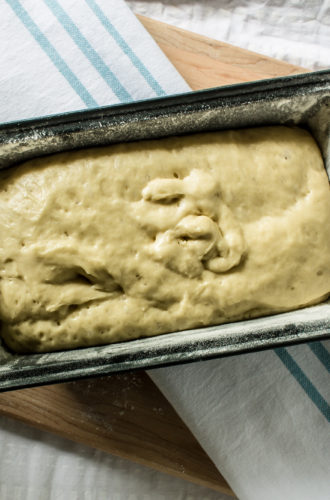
[
  {"x1": 0, "y1": 1, "x2": 329, "y2": 499},
  {"x1": 128, "y1": 0, "x2": 330, "y2": 71}
]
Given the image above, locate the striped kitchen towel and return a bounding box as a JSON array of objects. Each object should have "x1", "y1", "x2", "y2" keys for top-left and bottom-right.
[
  {"x1": 0, "y1": 0, "x2": 189, "y2": 123},
  {"x1": 0, "y1": 2, "x2": 329, "y2": 500}
]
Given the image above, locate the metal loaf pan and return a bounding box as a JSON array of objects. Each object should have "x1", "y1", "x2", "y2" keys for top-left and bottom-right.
[{"x1": 0, "y1": 70, "x2": 329, "y2": 391}]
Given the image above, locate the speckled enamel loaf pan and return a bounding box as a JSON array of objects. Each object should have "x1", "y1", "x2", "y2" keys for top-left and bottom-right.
[{"x1": 0, "y1": 70, "x2": 329, "y2": 391}]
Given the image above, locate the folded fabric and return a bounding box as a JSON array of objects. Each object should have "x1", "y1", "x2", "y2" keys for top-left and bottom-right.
[
  {"x1": 127, "y1": 0, "x2": 330, "y2": 71},
  {"x1": 150, "y1": 342, "x2": 330, "y2": 500},
  {"x1": 0, "y1": 0, "x2": 189, "y2": 123}
]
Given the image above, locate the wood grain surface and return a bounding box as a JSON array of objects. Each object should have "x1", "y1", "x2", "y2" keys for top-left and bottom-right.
[
  {"x1": 0, "y1": 14, "x2": 305, "y2": 497},
  {"x1": 0, "y1": 372, "x2": 233, "y2": 495},
  {"x1": 138, "y1": 14, "x2": 305, "y2": 89}
]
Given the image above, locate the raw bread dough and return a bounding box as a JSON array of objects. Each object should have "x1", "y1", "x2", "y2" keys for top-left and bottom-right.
[{"x1": 0, "y1": 126, "x2": 329, "y2": 353}]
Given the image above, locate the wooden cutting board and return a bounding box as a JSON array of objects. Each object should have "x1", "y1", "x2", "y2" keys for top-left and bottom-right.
[{"x1": 0, "y1": 15, "x2": 306, "y2": 498}]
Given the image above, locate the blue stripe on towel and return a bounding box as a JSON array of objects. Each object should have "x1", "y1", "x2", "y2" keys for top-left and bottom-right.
[
  {"x1": 308, "y1": 341, "x2": 330, "y2": 373},
  {"x1": 44, "y1": 0, "x2": 132, "y2": 102},
  {"x1": 6, "y1": 0, "x2": 98, "y2": 108},
  {"x1": 84, "y1": 0, "x2": 166, "y2": 97},
  {"x1": 275, "y1": 347, "x2": 330, "y2": 422}
]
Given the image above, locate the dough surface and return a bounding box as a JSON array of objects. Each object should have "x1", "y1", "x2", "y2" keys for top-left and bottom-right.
[{"x1": 0, "y1": 126, "x2": 329, "y2": 353}]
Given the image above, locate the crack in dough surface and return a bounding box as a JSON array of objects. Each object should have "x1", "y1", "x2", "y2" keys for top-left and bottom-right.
[{"x1": 0, "y1": 126, "x2": 329, "y2": 352}]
